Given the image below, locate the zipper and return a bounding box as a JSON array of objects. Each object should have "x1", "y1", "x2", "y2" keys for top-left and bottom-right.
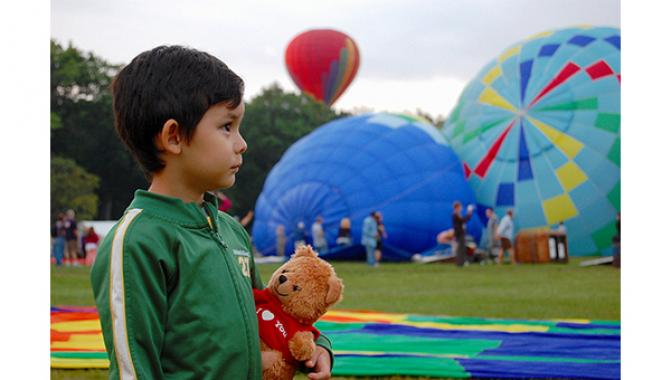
[
  {"x1": 203, "y1": 206, "x2": 228, "y2": 249},
  {"x1": 203, "y1": 204, "x2": 256, "y2": 379}
]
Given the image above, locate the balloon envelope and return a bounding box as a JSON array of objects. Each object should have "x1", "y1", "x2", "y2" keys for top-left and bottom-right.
[
  {"x1": 253, "y1": 113, "x2": 482, "y2": 256},
  {"x1": 285, "y1": 29, "x2": 360, "y2": 106},
  {"x1": 443, "y1": 26, "x2": 621, "y2": 256}
]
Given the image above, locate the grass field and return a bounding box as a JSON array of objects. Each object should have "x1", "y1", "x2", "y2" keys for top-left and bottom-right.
[{"x1": 51, "y1": 258, "x2": 620, "y2": 379}]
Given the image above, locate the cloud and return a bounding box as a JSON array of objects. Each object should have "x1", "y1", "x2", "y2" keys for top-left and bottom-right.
[
  {"x1": 332, "y1": 75, "x2": 467, "y2": 118},
  {"x1": 51, "y1": 0, "x2": 619, "y2": 115}
]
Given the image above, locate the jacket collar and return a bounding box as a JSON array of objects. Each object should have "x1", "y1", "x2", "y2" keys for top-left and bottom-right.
[{"x1": 127, "y1": 189, "x2": 220, "y2": 230}]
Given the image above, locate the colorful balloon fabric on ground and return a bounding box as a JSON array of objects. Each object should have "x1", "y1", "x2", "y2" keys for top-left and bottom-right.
[
  {"x1": 252, "y1": 113, "x2": 482, "y2": 256},
  {"x1": 443, "y1": 26, "x2": 620, "y2": 256},
  {"x1": 51, "y1": 307, "x2": 620, "y2": 379},
  {"x1": 285, "y1": 29, "x2": 360, "y2": 106}
]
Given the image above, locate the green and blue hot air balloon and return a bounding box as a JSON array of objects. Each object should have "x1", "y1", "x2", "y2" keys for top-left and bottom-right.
[
  {"x1": 253, "y1": 113, "x2": 483, "y2": 258},
  {"x1": 443, "y1": 26, "x2": 620, "y2": 256}
]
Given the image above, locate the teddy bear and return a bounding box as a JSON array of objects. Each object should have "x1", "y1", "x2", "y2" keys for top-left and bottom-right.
[{"x1": 253, "y1": 245, "x2": 344, "y2": 380}]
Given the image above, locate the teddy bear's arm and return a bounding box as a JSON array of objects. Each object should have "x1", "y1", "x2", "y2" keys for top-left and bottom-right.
[{"x1": 288, "y1": 331, "x2": 316, "y2": 361}]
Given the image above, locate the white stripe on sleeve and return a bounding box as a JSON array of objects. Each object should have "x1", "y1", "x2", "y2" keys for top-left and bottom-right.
[{"x1": 109, "y1": 208, "x2": 143, "y2": 380}]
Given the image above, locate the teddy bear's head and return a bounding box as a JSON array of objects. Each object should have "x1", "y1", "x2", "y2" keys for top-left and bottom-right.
[{"x1": 266, "y1": 245, "x2": 344, "y2": 325}]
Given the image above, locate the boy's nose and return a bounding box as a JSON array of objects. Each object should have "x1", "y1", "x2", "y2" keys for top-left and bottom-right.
[
  {"x1": 279, "y1": 275, "x2": 287, "y2": 284},
  {"x1": 236, "y1": 135, "x2": 247, "y2": 154}
]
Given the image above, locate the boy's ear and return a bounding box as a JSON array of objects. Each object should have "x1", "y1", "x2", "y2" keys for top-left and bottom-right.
[{"x1": 154, "y1": 119, "x2": 183, "y2": 155}]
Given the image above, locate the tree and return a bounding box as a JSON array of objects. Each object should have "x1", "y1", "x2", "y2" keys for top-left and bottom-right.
[
  {"x1": 226, "y1": 83, "x2": 347, "y2": 216},
  {"x1": 51, "y1": 40, "x2": 147, "y2": 220},
  {"x1": 51, "y1": 156, "x2": 100, "y2": 221},
  {"x1": 51, "y1": 41, "x2": 348, "y2": 221},
  {"x1": 51, "y1": 112, "x2": 62, "y2": 130},
  {"x1": 51, "y1": 40, "x2": 117, "y2": 105},
  {"x1": 415, "y1": 108, "x2": 446, "y2": 129}
]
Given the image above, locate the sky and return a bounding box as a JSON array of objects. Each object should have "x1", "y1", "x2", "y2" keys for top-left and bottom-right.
[{"x1": 51, "y1": 0, "x2": 620, "y2": 118}]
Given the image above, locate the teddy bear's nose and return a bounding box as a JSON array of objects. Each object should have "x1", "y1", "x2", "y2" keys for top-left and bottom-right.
[{"x1": 279, "y1": 275, "x2": 287, "y2": 284}]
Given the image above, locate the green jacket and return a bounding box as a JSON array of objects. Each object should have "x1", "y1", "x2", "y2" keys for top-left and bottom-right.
[{"x1": 90, "y1": 190, "x2": 332, "y2": 379}]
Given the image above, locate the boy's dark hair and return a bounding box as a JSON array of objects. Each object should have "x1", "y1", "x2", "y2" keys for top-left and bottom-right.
[{"x1": 112, "y1": 45, "x2": 244, "y2": 175}]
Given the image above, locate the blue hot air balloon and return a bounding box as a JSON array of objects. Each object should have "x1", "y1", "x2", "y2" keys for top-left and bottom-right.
[
  {"x1": 443, "y1": 26, "x2": 620, "y2": 256},
  {"x1": 252, "y1": 113, "x2": 483, "y2": 259}
]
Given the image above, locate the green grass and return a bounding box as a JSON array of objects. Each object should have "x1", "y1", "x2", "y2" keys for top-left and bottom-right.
[
  {"x1": 331, "y1": 259, "x2": 620, "y2": 320},
  {"x1": 51, "y1": 258, "x2": 620, "y2": 379}
]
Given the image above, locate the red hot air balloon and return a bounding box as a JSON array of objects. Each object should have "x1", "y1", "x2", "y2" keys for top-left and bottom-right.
[{"x1": 285, "y1": 29, "x2": 360, "y2": 106}]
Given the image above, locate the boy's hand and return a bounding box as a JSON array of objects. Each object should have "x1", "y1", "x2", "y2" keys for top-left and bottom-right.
[{"x1": 305, "y1": 345, "x2": 331, "y2": 380}]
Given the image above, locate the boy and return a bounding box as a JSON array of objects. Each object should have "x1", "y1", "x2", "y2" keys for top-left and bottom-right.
[{"x1": 91, "y1": 46, "x2": 333, "y2": 380}]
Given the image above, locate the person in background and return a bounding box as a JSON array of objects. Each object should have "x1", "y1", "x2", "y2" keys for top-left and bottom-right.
[
  {"x1": 51, "y1": 213, "x2": 66, "y2": 266},
  {"x1": 275, "y1": 224, "x2": 286, "y2": 257},
  {"x1": 294, "y1": 221, "x2": 308, "y2": 250},
  {"x1": 557, "y1": 221, "x2": 567, "y2": 235},
  {"x1": 84, "y1": 226, "x2": 100, "y2": 266},
  {"x1": 336, "y1": 217, "x2": 352, "y2": 247},
  {"x1": 452, "y1": 201, "x2": 474, "y2": 267},
  {"x1": 496, "y1": 209, "x2": 516, "y2": 264},
  {"x1": 361, "y1": 211, "x2": 379, "y2": 267},
  {"x1": 373, "y1": 211, "x2": 387, "y2": 265},
  {"x1": 240, "y1": 210, "x2": 254, "y2": 229},
  {"x1": 485, "y1": 208, "x2": 500, "y2": 262},
  {"x1": 311, "y1": 216, "x2": 328, "y2": 255},
  {"x1": 612, "y1": 212, "x2": 621, "y2": 268},
  {"x1": 214, "y1": 190, "x2": 233, "y2": 213},
  {"x1": 64, "y1": 209, "x2": 79, "y2": 267}
]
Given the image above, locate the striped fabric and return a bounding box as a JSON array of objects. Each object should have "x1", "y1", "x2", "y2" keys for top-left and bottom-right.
[{"x1": 51, "y1": 307, "x2": 620, "y2": 379}]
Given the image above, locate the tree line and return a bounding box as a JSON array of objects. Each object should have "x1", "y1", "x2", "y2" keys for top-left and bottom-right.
[
  {"x1": 51, "y1": 40, "x2": 346, "y2": 221},
  {"x1": 51, "y1": 40, "x2": 444, "y2": 222}
]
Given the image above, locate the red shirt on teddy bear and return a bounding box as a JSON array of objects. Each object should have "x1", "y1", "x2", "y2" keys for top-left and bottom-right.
[{"x1": 253, "y1": 288, "x2": 321, "y2": 363}]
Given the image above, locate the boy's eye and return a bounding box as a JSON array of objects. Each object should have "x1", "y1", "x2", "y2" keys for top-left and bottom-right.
[{"x1": 220, "y1": 123, "x2": 232, "y2": 132}]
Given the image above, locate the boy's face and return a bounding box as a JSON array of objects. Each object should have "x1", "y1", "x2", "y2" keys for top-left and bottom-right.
[{"x1": 180, "y1": 101, "x2": 247, "y2": 191}]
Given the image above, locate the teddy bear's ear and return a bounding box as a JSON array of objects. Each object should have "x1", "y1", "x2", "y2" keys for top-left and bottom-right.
[
  {"x1": 325, "y1": 276, "x2": 343, "y2": 306},
  {"x1": 294, "y1": 245, "x2": 318, "y2": 258}
]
